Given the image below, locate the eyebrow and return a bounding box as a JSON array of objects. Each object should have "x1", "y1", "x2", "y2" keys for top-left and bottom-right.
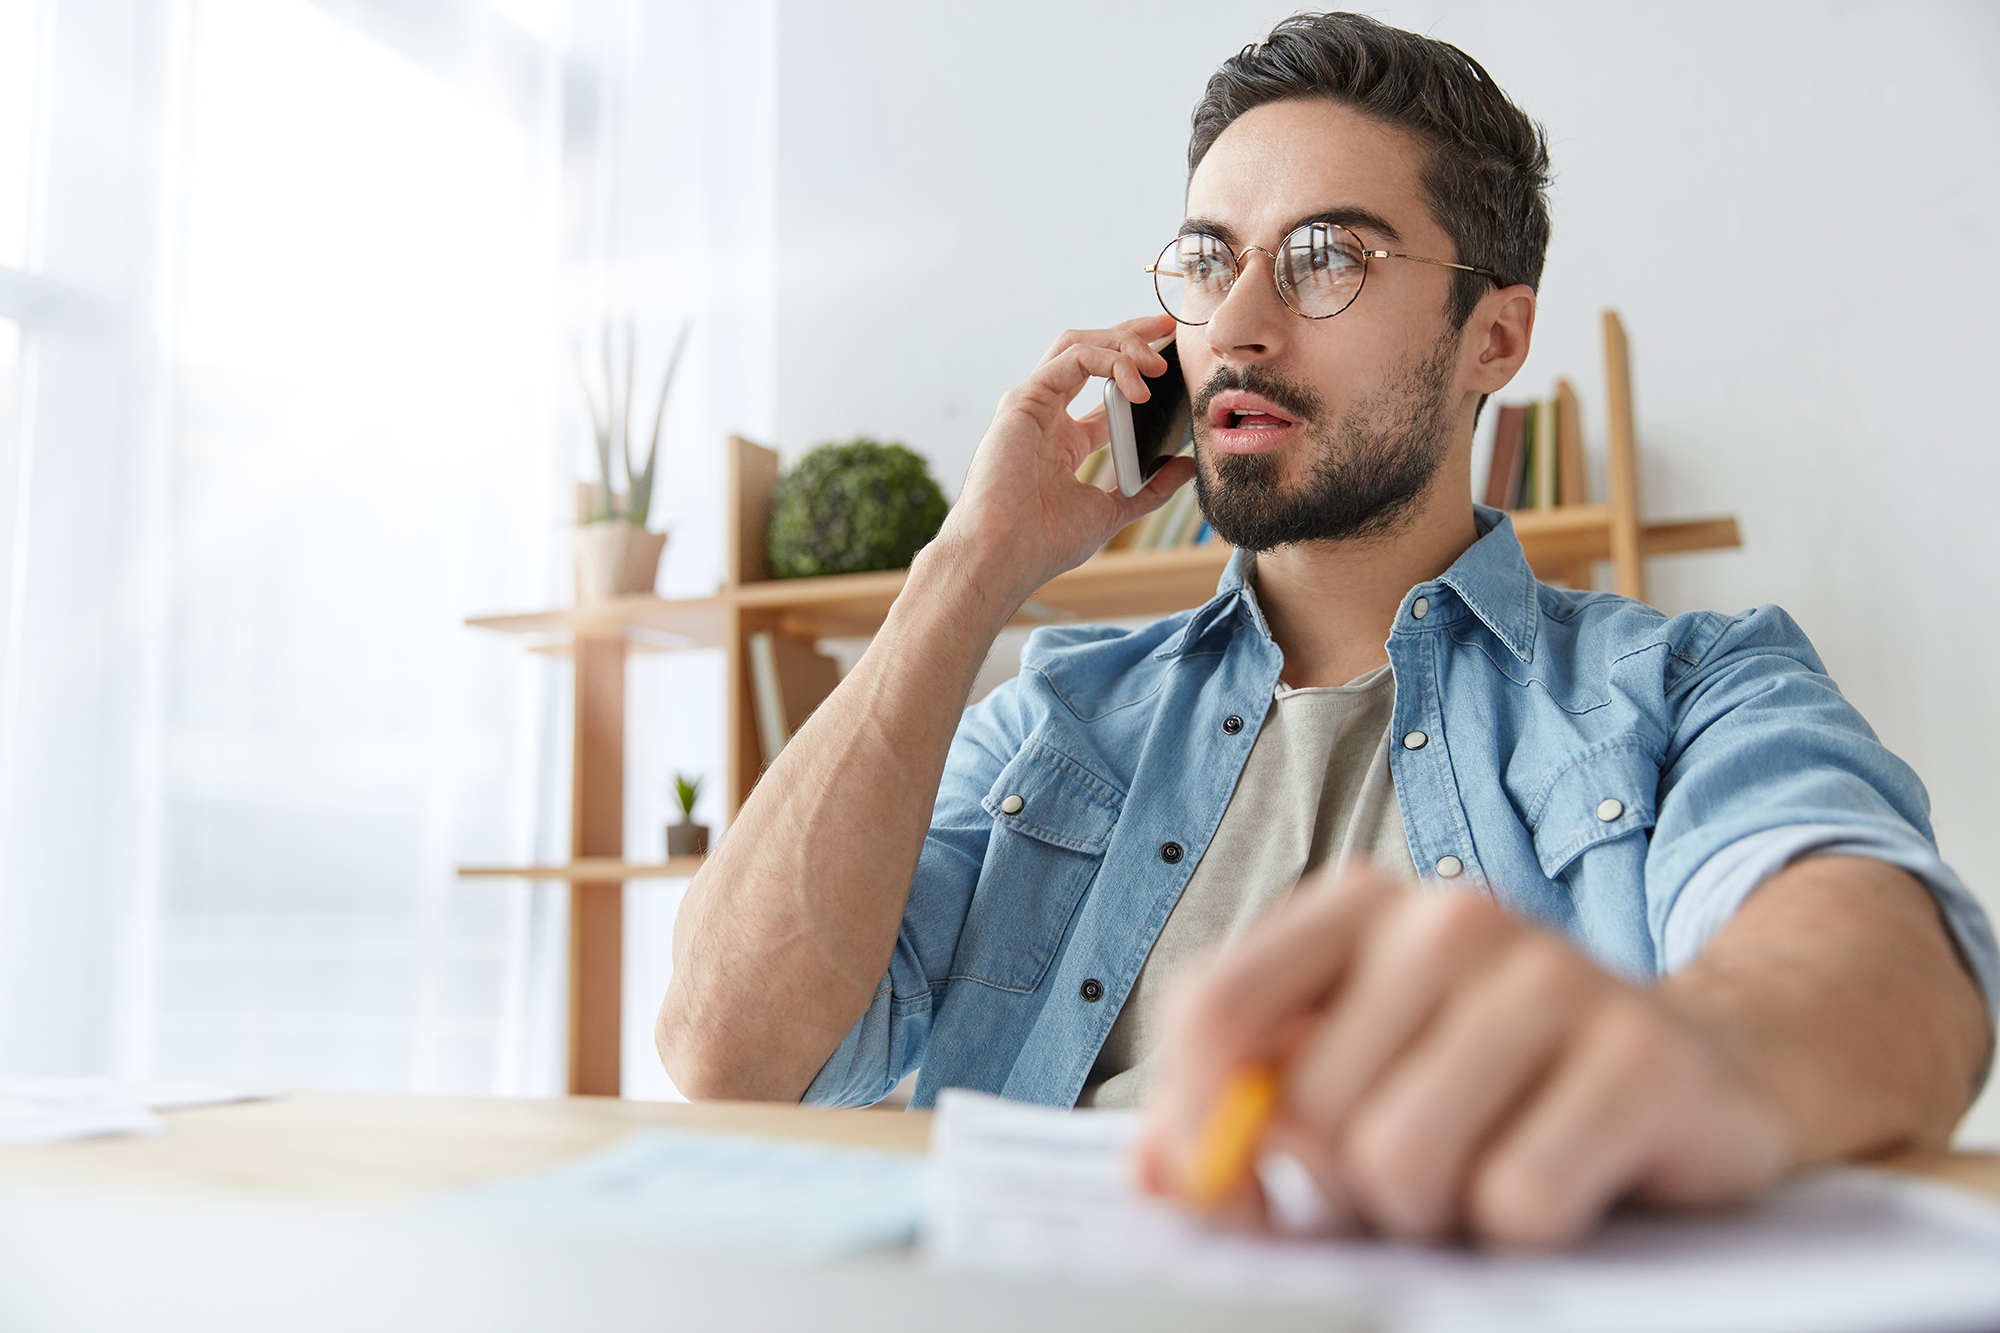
[{"x1": 1181, "y1": 207, "x2": 1405, "y2": 248}]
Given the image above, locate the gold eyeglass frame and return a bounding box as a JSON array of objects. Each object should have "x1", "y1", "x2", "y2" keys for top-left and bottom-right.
[{"x1": 1147, "y1": 223, "x2": 1502, "y2": 325}]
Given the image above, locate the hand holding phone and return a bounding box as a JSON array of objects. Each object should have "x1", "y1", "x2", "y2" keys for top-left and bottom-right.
[{"x1": 1105, "y1": 337, "x2": 1191, "y2": 497}]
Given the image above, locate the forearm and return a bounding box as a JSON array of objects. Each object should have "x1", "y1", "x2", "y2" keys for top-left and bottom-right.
[
  {"x1": 659, "y1": 315, "x2": 1185, "y2": 1101},
  {"x1": 1661, "y1": 855, "x2": 1993, "y2": 1163},
  {"x1": 658, "y1": 535, "x2": 1024, "y2": 1101}
]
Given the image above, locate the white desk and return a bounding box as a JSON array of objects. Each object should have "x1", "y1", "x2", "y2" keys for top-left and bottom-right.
[
  {"x1": 1, "y1": 1091, "x2": 1993, "y2": 1332},
  {"x1": 0, "y1": 1091, "x2": 1356, "y2": 1332}
]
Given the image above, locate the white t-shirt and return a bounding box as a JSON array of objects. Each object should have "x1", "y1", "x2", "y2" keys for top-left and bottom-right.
[{"x1": 1076, "y1": 662, "x2": 1416, "y2": 1108}]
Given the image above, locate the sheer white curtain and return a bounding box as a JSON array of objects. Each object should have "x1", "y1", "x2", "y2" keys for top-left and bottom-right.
[
  {"x1": 0, "y1": 0, "x2": 778, "y2": 1098},
  {"x1": 155, "y1": 0, "x2": 571, "y2": 1093},
  {"x1": 0, "y1": 0, "x2": 575, "y2": 1095}
]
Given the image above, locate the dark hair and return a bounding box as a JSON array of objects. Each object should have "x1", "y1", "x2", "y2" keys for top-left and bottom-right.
[{"x1": 1189, "y1": 13, "x2": 1551, "y2": 330}]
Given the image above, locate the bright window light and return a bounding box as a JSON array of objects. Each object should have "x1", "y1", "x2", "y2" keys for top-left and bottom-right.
[
  {"x1": 0, "y1": 0, "x2": 43, "y2": 269},
  {"x1": 0, "y1": 315, "x2": 17, "y2": 558},
  {"x1": 157, "y1": 0, "x2": 555, "y2": 1091},
  {"x1": 484, "y1": 0, "x2": 565, "y2": 43}
]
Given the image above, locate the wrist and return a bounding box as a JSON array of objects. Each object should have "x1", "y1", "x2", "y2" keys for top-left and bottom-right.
[
  {"x1": 906, "y1": 526, "x2": 1042, "y2": 626},
  {"x1": 1654, "y1": 981, "x2": 1806, "y2": 1167}
]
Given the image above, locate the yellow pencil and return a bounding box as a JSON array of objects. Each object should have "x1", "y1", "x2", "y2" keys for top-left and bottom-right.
[{"x1": 1186, "y1": 1063, "x2": 1281, "y2": 1207}]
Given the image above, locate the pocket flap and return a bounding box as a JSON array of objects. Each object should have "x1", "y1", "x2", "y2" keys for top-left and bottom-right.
[
  {"x1": 981, "y1": 743, "x2": 1123, "y2": 854},
  {"x1": 1528, "y1": 739, "x2": 1661, "y2": 879}
]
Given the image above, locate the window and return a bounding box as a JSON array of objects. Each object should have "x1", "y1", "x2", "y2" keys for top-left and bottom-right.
[
  {"x1": 0, "y1": 0, "x2": 569, "y2": 1094},
  {"x1": 0, "y1": 0, "x2": 45, "y2": 270},
  {"x1": 147, "y1": 0, "x2": 561, "y2": 1091}
]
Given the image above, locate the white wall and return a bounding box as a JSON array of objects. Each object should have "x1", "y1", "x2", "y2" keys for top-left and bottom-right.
[{"x1": 764, "y1": 2, "x2": 2000, "y2": 1141}]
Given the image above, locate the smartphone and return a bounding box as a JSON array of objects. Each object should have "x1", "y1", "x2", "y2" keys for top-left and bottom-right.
[{"x1": 1105, "y1": 337, "x2": 1191, "y2": 497}]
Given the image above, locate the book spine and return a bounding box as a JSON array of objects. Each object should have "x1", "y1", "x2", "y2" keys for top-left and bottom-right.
[
  {"x1": 1160, "y1": 483, "x2": 1200, "y2": 548},
  {"x1": 1173, "y1": 489, "x2": 1206, "y2": 546},
  {"x1": 1556, "y1": 379, "x2": 1586, "y2": 506},
  {"x1": 1135, "y1": 483, "x2": 1180, "y2": 550},
  {"x1": 747, "y1": 632, "x2": 789, "y2": 767},
  {"x1": 1535, "y1": 394, "x2": 1557, "y2": 509},
  {"x1": 1075, "y1": 447, "x2": 1110, "y2": 487},
  {"x1": 1484, "y1": 404, "x2": 1528, "y2": 510},
  {"x1": 1516, "y1": 402, "x2": 1537, "y2": 508}
]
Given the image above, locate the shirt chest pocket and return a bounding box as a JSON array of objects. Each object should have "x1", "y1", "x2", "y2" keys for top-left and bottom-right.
[
  {"x1": 1527, "y1": 738, "x2": 1662, "y2": 880},
  {"x1": 948, "y1": 743, "x2": 1124, "y2": 993}
]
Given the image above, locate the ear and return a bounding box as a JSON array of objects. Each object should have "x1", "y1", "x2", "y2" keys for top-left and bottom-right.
[{"x1": 1462, "y1": 284, "x2": 1536, "y2": 396}]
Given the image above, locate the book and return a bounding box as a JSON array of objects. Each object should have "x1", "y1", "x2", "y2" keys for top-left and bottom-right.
[
  {"x1": 747, "y1": 633, "x2": 787, "y2": 765},
  {"x1": 1483, "y1": 404, "x2": 1528, "y2": 510},
  {"x1": 1140, "y1": 485, "x2": 1181, "y2": 549},
  {"x1": 1521, "y1": 401, "x2": 1539, "y2": 508},
  {"x1": 1145, "y1": 482, "x2": 1198, "y2": 550},
  {"x1": 1103, "y1": 519, "x2": 1145, "y2": 552},
  {"x1": 1075, "y1": 447, "x2": 1111, "y2": 488},
  {"x1": 1556, "y1": 378, "x2": 1585, "y2": 505},
  {"x1": 1534, "y1": 391, "x2": 1559, "y2": 509},
  {"x1": 1171, "y1": 487, "x2": 1207, "y2": 546},
  {"x1": 746, "y1": 631, "x2": 842, "y2": 766}
]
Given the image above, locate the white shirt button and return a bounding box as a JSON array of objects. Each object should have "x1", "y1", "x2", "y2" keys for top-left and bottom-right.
[
  {"x1": 1412, "y1": 596, "x2": 1430, "y2": 620},
  {"x1": 1435, "y1": 855, "x2": 1464, "y2": 879},
  {"x1": 1000, "y1": 794, "x2": 1025, "y2": 815},
  {"x1": 1596, "y1": 798, "x2": 1624, "y2": 822},
  {"x1": 1402, "y1": 731, "x2": 1428, "y2": 750}
]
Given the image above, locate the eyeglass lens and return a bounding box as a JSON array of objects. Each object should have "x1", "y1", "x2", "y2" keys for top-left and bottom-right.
[{"x1": 1153, "y1": 224, "x2": 1368, "y2": 325}]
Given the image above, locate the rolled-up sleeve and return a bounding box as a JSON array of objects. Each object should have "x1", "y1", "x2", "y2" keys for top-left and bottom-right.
[
  {"x1": 800, "y1": 678, "x2": 1027, "y2": 1107},
  {"x1": 1645, "y1": 605, "x2": 1999, "y2": 1018}
]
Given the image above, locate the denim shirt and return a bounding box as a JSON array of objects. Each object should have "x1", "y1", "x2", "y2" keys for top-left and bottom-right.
[{"x1": 803, "y1": 508, "x2": 2000, "y2": 1110}]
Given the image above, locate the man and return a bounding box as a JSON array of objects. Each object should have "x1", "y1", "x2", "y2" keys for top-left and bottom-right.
[{"x1": 659, "y1": 13, "x2": 1995, "y2": 1247}]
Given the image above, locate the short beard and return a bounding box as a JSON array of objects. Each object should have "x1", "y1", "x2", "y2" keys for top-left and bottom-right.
[{"x1": 1192, "y1": 334, "x2": 1459, "y2": 553}]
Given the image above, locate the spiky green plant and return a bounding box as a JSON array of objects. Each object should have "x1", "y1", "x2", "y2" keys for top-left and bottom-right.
[
  {"x1": 572, "y1": 318, "x2": 692, "y2": 526},
  {"x1": 672, "y1": 772, "x2": 702, "y2": 824}
]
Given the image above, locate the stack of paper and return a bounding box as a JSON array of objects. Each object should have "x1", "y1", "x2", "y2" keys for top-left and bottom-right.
[
  {"x1": 0, "y1": 1077, "x2": 268, "y2": 1148},
  {"x1": 926, "y1": 1090, "x2": 2000, "y2": 1333}
]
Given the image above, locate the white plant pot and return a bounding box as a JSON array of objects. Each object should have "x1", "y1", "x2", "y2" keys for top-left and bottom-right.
[{"x1": 575, "y1": 523, "x2": 668, "y2": 604}]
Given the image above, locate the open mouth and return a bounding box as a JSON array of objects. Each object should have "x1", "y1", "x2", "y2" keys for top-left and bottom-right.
[
  {"x1": 1226, "y1": 409, "x2": 1293, "y2": 429},
  {"x1": 1206, "y1": 390, "x2": 1305, "y2": 452}
]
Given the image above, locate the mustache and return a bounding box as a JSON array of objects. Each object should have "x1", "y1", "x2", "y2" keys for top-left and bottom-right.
[{"x1": 1191, "y1": 363, "x2": 1324, "y2": 424}]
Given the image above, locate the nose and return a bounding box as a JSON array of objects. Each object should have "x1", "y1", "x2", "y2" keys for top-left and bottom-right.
[{"x1": 1203, "y1": 246, "x2": 1291, "y2": 365}]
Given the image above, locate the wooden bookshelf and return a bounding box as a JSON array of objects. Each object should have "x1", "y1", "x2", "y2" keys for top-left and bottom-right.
[
  {"x1": 458, "y1": 858, "x2": 707, "y2": 882},
  {"x1": 461, "y1": 308, "x2": 1736, "y2": 1096}
]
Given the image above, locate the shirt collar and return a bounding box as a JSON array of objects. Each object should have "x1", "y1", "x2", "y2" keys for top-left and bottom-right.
[
  {"x1": 1176, "y1": 503, "x2": 1539, "y2": 663},
  {"x1": 1153, "y1": 545, "x2": 1264, "y2": 659},
  {"x1": 1436, "y1": 505, "x2": 1540, "y2": 663}
]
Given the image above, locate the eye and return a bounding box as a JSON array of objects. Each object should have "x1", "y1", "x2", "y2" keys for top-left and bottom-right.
[{"x1": 1183, "y1": 241, "x2": 1231, "y2": 287}]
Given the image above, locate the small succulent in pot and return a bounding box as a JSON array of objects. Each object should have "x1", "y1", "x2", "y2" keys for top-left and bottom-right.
[
  {"x1": 765, "y1": 438, "x2": 949, "y2": 579},
  {"x1": 666, "y1": 772, "x2": 708, "y2": 858}
]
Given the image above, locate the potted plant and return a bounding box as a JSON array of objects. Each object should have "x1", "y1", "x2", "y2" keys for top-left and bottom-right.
[
  {"x1": 666, "y1": 771, "x2": 708, "y2": 857},
  {"x1": 765, "y1": 438, "x2": 949, "y2": 578},
  {"x1": 573, "y1": 318, "x2": 691, "y2": 603}
]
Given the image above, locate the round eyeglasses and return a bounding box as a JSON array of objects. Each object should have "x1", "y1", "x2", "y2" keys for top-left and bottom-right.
[{"x1": 1148, "y1": 223, "x2": 1502, "y2": 325}]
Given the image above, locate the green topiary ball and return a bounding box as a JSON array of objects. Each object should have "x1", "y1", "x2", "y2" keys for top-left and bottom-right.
[{"x1": 765, "y1": 438, "x2": 949, "y2": 579}]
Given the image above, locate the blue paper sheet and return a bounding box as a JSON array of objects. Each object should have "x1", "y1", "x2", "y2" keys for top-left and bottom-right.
[{"x1": 427, "y1": 1128, "x2": 931, "y2": 1261}]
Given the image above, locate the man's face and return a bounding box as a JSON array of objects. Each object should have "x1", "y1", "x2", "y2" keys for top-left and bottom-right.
[{"x1": 1180, "y1": 98, "x2": 1470, "y2": 550}]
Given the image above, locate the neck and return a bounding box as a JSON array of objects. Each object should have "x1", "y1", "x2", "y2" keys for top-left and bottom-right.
[{"x1": 1251, "y1": 478, "x2": 1479, "y2": 689}]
